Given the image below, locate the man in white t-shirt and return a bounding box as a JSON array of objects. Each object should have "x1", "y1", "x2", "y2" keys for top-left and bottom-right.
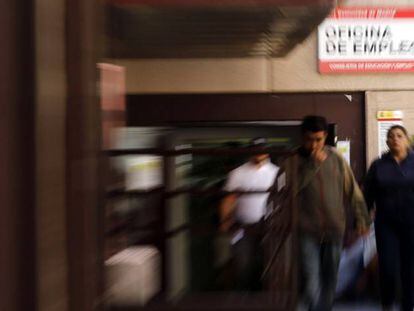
[{"x1": 219, "y1": 138, "x2": 279, "y2": 290}]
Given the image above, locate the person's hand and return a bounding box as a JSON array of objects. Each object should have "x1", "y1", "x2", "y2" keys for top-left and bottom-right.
[
  {"x1": 219, "y1": 220, "x2": 232, "y2": 233},
  {"x1": 356, "y1": 223, "x2": 369, "y2": 236},
  {"x1": 311, "y1": 149, "x2": 327, "y2": 163},
  {"x1": 369, "y1": 208, "x2": 376, "y2": 221}
]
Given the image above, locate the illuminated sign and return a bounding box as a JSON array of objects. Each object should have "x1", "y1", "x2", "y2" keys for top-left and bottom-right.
[{"x1": 318, "y1": 8, "x2": 414, "y2": 73}]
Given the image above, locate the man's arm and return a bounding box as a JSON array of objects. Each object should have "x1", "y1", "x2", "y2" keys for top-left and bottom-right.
[
  {"x1": 220, "y1": 168, "x2": 240, "y2": 232},
  {"x1": 342, "y1": 156, "x2": 371, "y2": 234},
  {"x1": 219, "y1": 194, "x2": 237, "y2": 232}
]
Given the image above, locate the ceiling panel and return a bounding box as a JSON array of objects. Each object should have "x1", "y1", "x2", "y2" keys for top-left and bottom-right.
[{"x1": 106, "y1": 0, "x2": 335, "y2": 58}]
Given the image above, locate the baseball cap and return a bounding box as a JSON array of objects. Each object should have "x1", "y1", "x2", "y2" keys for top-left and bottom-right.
[{"x1": 249, "y1": 137, "x2": 268, "y2": 147}]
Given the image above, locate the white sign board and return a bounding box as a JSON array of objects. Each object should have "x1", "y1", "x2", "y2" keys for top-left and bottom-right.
[
  {"x1": 318, "y1": 8, "x2": 414, "y2": 73},
  {"x1": 377, "y1": 110, "x2": 403, "y2": 156}
]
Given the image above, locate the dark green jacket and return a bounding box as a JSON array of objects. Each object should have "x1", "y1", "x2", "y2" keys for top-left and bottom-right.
[{"x1": 276, "y1": 146, "x2": 370, "y2": 241}]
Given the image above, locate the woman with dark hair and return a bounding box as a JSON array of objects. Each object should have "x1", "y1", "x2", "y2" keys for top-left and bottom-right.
[{"x1": 364, "y1": 125, "x2": 414, "y2": 311}]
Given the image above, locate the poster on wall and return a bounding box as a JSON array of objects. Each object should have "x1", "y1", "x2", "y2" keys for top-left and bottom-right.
[
  {"x1": 377, "y1": 110, "x2": 403, "y2": 156},
  {"x1": 337, "y1": 140, "x2": 351, "y2": 165},
  {"x1": 318, "y1": 8, "x2": 414, "y2": 74}
]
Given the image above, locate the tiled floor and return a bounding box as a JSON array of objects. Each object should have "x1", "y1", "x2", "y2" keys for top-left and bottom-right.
[
  {"x1": 109, "y1": 294, "x2": 384, "y2": 311},
  {"x1": 296, "y1": 300, "x2": 383, "y2": 311},
  {"x1": 333, "y1": 303, "x2": 381, "y2": 311}
]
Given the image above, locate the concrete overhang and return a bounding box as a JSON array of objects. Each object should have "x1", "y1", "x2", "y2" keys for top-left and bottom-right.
[{"x1": 106, "y1": 0, "x2": 336, "y2": 58}]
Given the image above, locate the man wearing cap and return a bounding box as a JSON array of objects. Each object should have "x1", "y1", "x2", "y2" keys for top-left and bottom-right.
[{"x1": 219, "y1": 137, "x2": 279, "y2": 290}]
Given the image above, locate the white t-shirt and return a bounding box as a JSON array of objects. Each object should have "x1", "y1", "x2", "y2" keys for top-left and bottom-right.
[{"x1": 224, "y1": 160, "x2": 279, "y2": 225}]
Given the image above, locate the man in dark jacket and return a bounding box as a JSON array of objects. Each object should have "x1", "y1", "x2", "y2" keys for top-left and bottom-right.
[{"x1": 276, "y1": 116, "x2": 370, "y2": 311}]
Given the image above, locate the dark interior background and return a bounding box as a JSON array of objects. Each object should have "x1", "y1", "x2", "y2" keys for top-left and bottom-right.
[{"x1": 127, "y1": 92, "x2": 366, "y2": 182}]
